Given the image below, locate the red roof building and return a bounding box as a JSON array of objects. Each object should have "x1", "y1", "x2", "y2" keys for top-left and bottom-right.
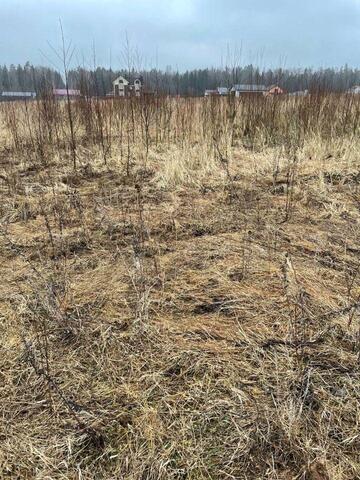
[{"x1": 53, "y1": 88, "x2": 81, "y2": 97}]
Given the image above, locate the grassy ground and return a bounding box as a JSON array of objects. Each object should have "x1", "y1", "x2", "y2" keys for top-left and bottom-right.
[{"x1": 0, "y1": 96, "x2": 359, "y2": 479}]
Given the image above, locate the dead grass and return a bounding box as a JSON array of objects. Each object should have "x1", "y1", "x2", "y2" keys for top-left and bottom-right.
[{"x1": 0, "y1": 95, "x2": 359, "y2": 479}]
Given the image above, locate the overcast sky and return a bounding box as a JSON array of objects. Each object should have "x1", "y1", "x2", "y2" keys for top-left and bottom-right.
[{"x1": 1, "y1": 0, "x2": 360, "y2": 71}]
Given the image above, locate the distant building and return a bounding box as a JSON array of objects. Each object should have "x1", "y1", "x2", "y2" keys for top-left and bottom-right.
[
  {"x1": 204, "y1": 89, "x2": 218, "y2": 97},
  {"x1": 231, "y1": 84, "x2": 268, "y2": 97},
  {"x1": 0, "y1": 91, "x2": 36, "y2": 101},
  {"x1": 112, "y1": 75, "x2": 143, "y2": 97},
  {"x1": 288, "y1": 89, "x2": 309, "y2": 97},
  {"x1": 217, "y1": 87, "x2": 229, "y2": 96},
  {"x1": 113, "y1": 76, "x2": 129, "y2": 97},
  {"x1": 204, "y1": 87, "x2": 229, "y2": 97},
  {"x1": 53, "y1": 88, "x2": 81, "y2": 98},
  {"x1": 265, "y1": 85, "x2": 285, "y2": 96},
  {"x1": 231, "y1": 84, "x2": 284, "y2": 97},
  {"x1": 347, "y1": 86, "x2": 360, "y2": 95},
  {"x1": 133, "y1": 77, "x2": 142, "y2": 97}
]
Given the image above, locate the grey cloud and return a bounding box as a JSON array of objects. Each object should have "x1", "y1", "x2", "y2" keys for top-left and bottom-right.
[{"x1": 0, "y1": 0, "x2": 359, "y2": 70}]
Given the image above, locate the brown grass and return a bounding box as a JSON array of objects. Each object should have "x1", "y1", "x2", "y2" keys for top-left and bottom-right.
[{"x1": 0, "y1": 94, "x2": 359, "y2": 479}]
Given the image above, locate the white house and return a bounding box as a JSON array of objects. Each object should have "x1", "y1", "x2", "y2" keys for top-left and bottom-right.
[
  {"x1": 113, "y1": 76, "x2": 130, "y2": 97},
  {"x1": 112, "y1": 76, "x2": 143, "y2": 97}
]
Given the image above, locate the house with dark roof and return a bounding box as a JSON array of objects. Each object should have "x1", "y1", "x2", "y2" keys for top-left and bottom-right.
[
  {"x1": 0, "y1": 91, "x2": 36, "y2": 101},
  {"x1": 231, "y1": 84, "x2": 267, "y2": 97},
  {"x1": 231, "y1": 84, "x2": 284, "y2": 97}
]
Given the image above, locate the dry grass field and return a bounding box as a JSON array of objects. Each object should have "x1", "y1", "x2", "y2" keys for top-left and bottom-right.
[{"x1": 0, "y1": 94, "x2": 359, "y2": 479}]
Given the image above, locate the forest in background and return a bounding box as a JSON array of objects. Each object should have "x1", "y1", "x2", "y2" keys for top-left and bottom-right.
[{"x1": 1, "y1": 62, "x2": 360, "y2": 96}]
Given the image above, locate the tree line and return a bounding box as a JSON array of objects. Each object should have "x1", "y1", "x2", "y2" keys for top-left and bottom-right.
[{"x1": 1, "y1": 62, "x2": 359, "y2": 96}]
